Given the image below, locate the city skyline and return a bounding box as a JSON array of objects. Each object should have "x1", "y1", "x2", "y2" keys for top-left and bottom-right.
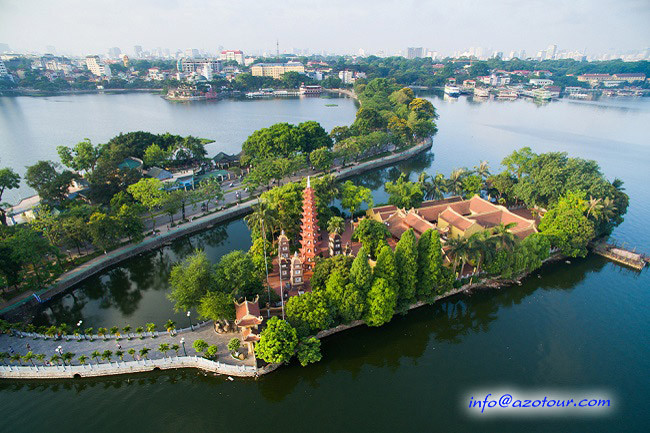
[{"x1": 1, "y1": 0, "x2": 648, "y2": 58}]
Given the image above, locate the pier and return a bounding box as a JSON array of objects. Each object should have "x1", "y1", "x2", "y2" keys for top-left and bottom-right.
[{"x1": 590, "y1": 240, "x2": 649, "y2": 271}]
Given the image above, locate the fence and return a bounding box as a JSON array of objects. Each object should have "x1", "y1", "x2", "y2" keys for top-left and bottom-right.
[{"x1": 0, "y1": 355, "x2": 259, "y2": 379}]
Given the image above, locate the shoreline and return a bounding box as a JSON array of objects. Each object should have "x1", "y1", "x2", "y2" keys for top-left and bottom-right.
[
  {"x1": 0, "y1": 252, "x2": 560, "y2": 381},
  {"x1": 0, "y1": 138, "x2": 432, "y2": 318}
]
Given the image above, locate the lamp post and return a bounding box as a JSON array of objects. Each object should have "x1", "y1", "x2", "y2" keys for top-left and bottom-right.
[
  {"x1": 186, "y1": 311, "x2": 192, "y2": 331},
  {"x1": 77, "y1": 320, "x2": 83, "y2": 339},
  {"x1": 180, "y1": 338, "x2": 187, "y2": 356}
]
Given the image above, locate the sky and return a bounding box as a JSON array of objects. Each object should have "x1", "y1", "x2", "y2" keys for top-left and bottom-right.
[{"x1": 0, "y1": 0, "x2": 648, "y2": 56}]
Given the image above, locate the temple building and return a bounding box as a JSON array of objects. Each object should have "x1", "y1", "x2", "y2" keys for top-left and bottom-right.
[
  {"x1": 290, "y1": 252, "x2": 304, "y2": 287},
  {"x1": 329, "y1": 232, "x2": 342, "y2": 256},
  {"x1": 278, "y1": 231, "x2": 290, "y2": 281},
  {"x1": 368, "y1": 195, "x2": 537, "y2": 240},
  {"x1": 234, "y1": 296, "x2": 263, "y2": 354},
  {"x1": 299, "y1": 176, "x2": 319, "y2": 270}
]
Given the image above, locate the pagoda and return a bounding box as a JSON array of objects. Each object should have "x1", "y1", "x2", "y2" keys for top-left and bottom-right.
[{"x1": 299, "y1": 176, "x2": 319, "y2": 270}]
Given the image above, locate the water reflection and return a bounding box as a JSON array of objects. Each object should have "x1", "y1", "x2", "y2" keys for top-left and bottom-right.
[{"x1": 32, "y1": 220, "x2": 250, "y2": 328}]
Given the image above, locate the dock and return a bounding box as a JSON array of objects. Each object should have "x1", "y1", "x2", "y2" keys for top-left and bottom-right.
[{"x1": 590, "y1": 240, "x2": 649, "y2": 271}]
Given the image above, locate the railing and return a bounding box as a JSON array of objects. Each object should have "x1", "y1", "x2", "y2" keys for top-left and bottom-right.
[
  {"x1": 10, "y1": 320, "x2": 212, "y2": 341},
  {"x1": 0, "y1": 355, "x2": 258, "y2": 379}
]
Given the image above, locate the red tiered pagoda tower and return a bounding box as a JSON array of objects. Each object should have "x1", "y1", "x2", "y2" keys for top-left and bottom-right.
[{"x1": 299, "y1": 176, "x2": 319, "y2": 270}]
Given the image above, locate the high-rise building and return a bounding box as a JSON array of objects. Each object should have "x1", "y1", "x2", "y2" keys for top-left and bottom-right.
[
  {"x1": 546, "y1": 44, "x2": 557, "y2": 60},
  {"x1": 177, "y1": 58, "x2": 221, "y2": 75},
  {"x1": 85, "y1": 55, "x2": 112, "y2": 78},
  {"x1": 406, "y1": 47, "x2": 424, "y2": 59},
  {"x1": 134, "y1": 45, "x2": 143, "y2": 58},
  {"x1": 108, "y1": 47, "x2": 121, "y2": 58},
  {"x1": 220, "y1": 50, "x2": 245, "y2": 65}
]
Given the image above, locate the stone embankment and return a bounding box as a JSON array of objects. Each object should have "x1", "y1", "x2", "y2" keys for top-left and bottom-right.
[{"x1": 1, "y1": 138, "x2": 432, "y2": 317}]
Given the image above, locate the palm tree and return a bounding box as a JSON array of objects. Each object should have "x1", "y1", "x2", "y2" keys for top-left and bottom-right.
[
  {"x1": 327, "y1": 216, "x2": 345, "y2": 235},
  {"x1": 171, "y1": 344, "x2": 180, "y2": 357},
  {"x1": 90, "y1": 350, "x2": 101, "y2": 364},
  {"x1": 474, "y1": 161, "x2": 491, "y2": 180},
  {"x1": 139, "y1": 347, "x2": 150, "y2": 360},
  {"x1": 123, "y1": 325, "x2": 132, "y2": 339},
  {"x1": 101, "y1": 350, "x2": 113, "y2": 364},
  {"x1": 22, "y1": 351, "x2": 35, "y2": 367},
  {"x1": 49, "y1": 354, "x2": 61, "y2": 366},
  {"x1": 164, "y1": 320, "x2": 176, "y2": 335},
  {"x1": 586, "y1": 196, "x2": 603, "y2": 219},
  {"x1": 98, "y1": 327, "x2": 107, "y2": 340},
  {"x1": 158, "y1": 343, "x2": 170, "y2": 358},
  {"x1": 109, "y1": 326, "x2": 119, "y2": 338},
  {"x1": 447, "y1": 168, "x2": 467, "y2": 196},
  {"x1": 59, "y1": 323, "x2": 70, "y2": 337},
  {"x1": 245, "y1": 202, "x2": 279, "y2": 241},
  {"x1": 10, "y1": 353, "x2": 22, "y2": 365},
  {"x1": 35, "y1": 353, "x2": 46, "y2": 366},
  {"x1": 135, "y1": 326, "x2": 144, "y2": 339},
  {"x1": 145, "y1": 323, "x2": 156, "y2": 338},
  {"x1": 600, "y1": 197, "x2": 617, "y2": 222},
  {"x1": 61, "y1": 352, "x2": 74, "y2": 365},
  {"x1": 467, "y1": 231, "x2": 494, "y2": 276},
  {"x1": 128, "y1": 348, "x2": 136, "y2": 360},
  {"x1": 0, "y1": 352, "x2": 9, "y2": 364},
  {"x1": 78, "y1": 355, "x2": 89, "y2": 365},
  {"x1": 116, "y1": 350, "x2": 124, "y2": 361},
  {"x1": 445, "y1": 236, "x2": 469, "y2": 278},
  {"x1": 85, "y1": 327, "x2": 94, "y2": 340},
  {"x1": 491, "y1": 223, "x2": 517, "y2": 251}
]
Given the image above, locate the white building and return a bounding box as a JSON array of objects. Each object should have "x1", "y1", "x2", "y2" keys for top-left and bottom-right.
[
  {"x1": 85, "y1": 55, "x2": 112, "y2": 78},
  {"x1": 338, "y1": 70, "x2": 354, "y2": 84},
  {"x1": 529, "y1": 78, "x2": 554, "y2": 86},
  {"x1": 177, "y1": 58, "x2": 221, "y2": 75},
  {"x1": 0, "y1": 59, "x2": 10, "y2": 77},
  {"x1": 220, "y1": 50, "x2": 245, "y2": 65}
]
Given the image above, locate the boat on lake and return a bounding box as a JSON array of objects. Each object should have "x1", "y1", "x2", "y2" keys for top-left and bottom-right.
[{"x1": 444, "y1": 84, "x2": 460, "y2": 97}]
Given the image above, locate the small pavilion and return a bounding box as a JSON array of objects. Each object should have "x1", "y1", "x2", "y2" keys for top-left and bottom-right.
[{"x1": 234, "y1": 296, "x2": 264, "y2": 354}]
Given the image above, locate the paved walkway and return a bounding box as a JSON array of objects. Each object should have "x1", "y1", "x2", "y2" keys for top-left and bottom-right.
[{"x1": 0, "y1": 323, "x2": 254, "y2": 367}]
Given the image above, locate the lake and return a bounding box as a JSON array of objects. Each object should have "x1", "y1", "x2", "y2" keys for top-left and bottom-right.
[{"x1": 1, "y1": 93, "x2": 649, "y2": 432}]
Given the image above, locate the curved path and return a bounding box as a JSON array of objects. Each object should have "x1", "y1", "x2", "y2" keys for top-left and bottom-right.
[{"x1": 0, "y1": 321, "x2": 256, "y2": 379}]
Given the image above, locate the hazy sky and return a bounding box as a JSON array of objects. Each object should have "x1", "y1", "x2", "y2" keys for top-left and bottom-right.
[{"x1": 1, "y1": 0, "x2": 648, "y2": 56}]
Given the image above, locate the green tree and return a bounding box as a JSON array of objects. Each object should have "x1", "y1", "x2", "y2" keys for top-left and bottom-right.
[
  {"x1": 168, "y1": 249, "x2": 215, "y2": 311},
  {"x1": 78, "y1": 354, "x2": 89, "y2": 365},
  {"x1": 0, "y1": 166, "x2": 20, "y2": 226},
  {"x1": 297, "y1": 337, "x2": 322, "y2": 367},
  {"x1": 364, "y1": 277, "x2": 397, "y2": 327},
  {"x1": 502, "y1": 147, "x2": 535, "y2": 180},
  {"x1": 286, "y1": 290, "x2": 333, "y2": 335},
  {"x1": 539, "y1": 191, "x2": 595, "y2": 257},
  {"x1": 88, "y1": 212, "x2": 122, "y2": 252},
  {"x1": 192, "y1": 339, "x2": 209, "y2": 354},
  {"x1": 228, "y1": 338, "x2": 241, "y2": 354},
  {"x1": 461, "y1": 175, "x2": 483, "y2": 198},
  {"x1": 340, "y1": 181, "x2": 374, "y2": 216},
  {"x1": 115, "y1": 203, "x2": 145, "y2": 242},
  {"x1": 350, "y1": 246, "x2": 373, "y2": 293},
  {"x1": 214, "y1": 250, "x2": 263, "y2": 300},
  {"x1": 204, "y1": 345, "x2": 218, "y2": 359},
  {"x1": 57, "y1": 139, "x2": 102, "y2": 173},
  {"x1": 90, "y1": 350, "x2": 101, "y2": 364},
  {"x1": 197, "y1": 177, "x2": 224, "y2": 212},
  {"x1": 255, "y1": 317, "x2": 298, "y2": 364},
  {"x1": 143, "y1": 143, "x2": 170, "y2": 167},
  {"x1": 127, "y1": 178, "x2": 166, "y2": 233},
  {"x1": 158, "y1": 343, "x2": 170, "y2": 358},
  {"x1": 385, "y1": 173, "x2": 424, "y2": 209},
  {"x1": 352, "y1": 219, "x2": 388, "y2": 259},
  {"x1": 310, "y1": 255, "x2": 354, "y2": 291},
  {"x1": 394, "y1": 228, "x2": 418, "y2": 310},
  {"x1": 327, "y1": 216, "x2": 345, "y2": 235},
  {"x1": 197, "y1": 291, "x2": 236, "y2": 322},
  {"x1": 139, "y1": 347, "x2": 150, "y2": 359},
  {"x1": 309, "y1": 147, "x2": 334, "y2": 172},
  {"x1": 24, "y1": 160, "x2": 75, "y2": 204}
]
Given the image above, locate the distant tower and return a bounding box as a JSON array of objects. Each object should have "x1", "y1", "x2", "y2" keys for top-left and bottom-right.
[
  {"x1": 299, "y1": 176, "x2": 319, "y2": 270},
  {"x1": 276, "y1": 39, "x2": 280, "y2": 57}
]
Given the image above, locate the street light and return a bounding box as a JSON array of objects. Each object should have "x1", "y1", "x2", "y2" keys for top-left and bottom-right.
[
  {"x1": 180, "y1": 338, "x2": 187, "y2": 356},
  {"x1": 77, "y1": 320, "x2": 83, "y2": 327},
  {"x1": 56, "y1": 345, "x2": 62, "y2": 355},
  {"x1": 187, "y1": 311, "x2": 192, "y2": 331}
]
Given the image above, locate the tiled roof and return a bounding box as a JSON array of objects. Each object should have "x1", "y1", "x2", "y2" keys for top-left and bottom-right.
[
  {"x1": 440, "y1": 208, "x2": 475, "y2": 231},
  {"x1": 234, "y1": 298, "x2": 263, "y2": 327}
]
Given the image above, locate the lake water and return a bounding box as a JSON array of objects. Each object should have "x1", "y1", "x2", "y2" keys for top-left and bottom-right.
[{"x1": 1, "y1": 93, "x2": 649, "y2": 432}]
